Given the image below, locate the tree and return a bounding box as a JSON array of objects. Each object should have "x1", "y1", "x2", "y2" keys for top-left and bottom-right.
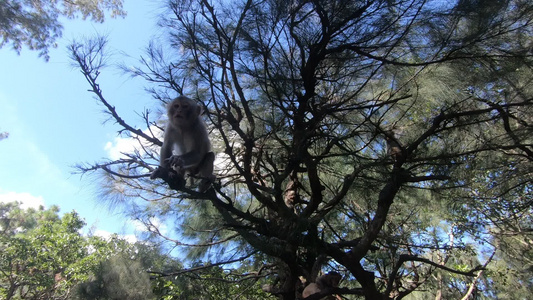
[
  {"x1": 0, "y1": 201, "x2": 172, "y2": 299},
  {"x1": 70, "y1": 0, "x2": 533, "y2": 299},
  {"x1": 0, "y1": 202, "x2": 107, "y2": 299},
  {"x1": 0, "y1": 0, "x2": 126, "y2": 60},
  {"x1": 0, "y1": 202, "x2": 267, "y2": 299},
  {"x1": 150, "y1": 263, "x2": 275, "y2": 300},
  {"x1": 73, "y1": 253, "x2": 156, "y2": 300}
]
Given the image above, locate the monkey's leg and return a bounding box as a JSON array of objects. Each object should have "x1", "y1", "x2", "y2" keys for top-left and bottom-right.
[
  {"x1": 170, "y1": 165, "x2": 188, "y2": 189},
  {"x1": 167, "y1": 155, "x2": 185, "y2": 169},
  {"x1": 198, "y1": 152, "x2": 216, "y2": 192},
  {"x1": 150, "y1": 166, "x2": 167, "y2": 180}
]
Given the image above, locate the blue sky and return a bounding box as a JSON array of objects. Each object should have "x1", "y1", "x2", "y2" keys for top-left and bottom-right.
[{"x1": 0, "y1": 1, "x2": 163, "y2": 238}]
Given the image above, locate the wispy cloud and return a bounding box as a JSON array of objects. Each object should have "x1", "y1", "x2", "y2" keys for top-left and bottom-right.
[
  {"x1": 130, "y1": 216, "x2": 168, "y2": 236},
  {"x1": 0, "y1": 191, "x2": 45, "y2": 209},
  {"x1": 104, "y1": 126, "x2": 162, "y2": 160},
  {"x1": 93, "y1": 229, "x2": 138, "y2": 243}
]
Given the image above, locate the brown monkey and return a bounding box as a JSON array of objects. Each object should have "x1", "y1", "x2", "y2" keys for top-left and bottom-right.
[
  {"x1": 302, "y1": 272, "x2": 342, "y2": 299},
  {"x1": 284, "y1": 174, "x2": 300, "y2": 209},
  {"x1": 151, "y1": 96, "x2": 215, "y2": 191},
  {"x1": 385, "y1": 130, "x2": 403, "y2": 162}
]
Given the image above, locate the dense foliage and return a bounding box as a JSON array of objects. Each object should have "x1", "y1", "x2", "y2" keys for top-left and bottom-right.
[
  {"x1": 0, "y1": 202, "x2": 272, "y2": 299},
  {"x1": 0, "y1": 202, "x2": 107, "y2": 299},
  {"x1": 70, "y1": 0, "x2": 532, "y2": 299}
]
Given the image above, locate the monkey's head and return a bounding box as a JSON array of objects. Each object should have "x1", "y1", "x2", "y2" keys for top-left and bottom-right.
[
  {"x1": 317, "y1": 272, "x2": 342, "y2": 288},
  {"x1": 167, "y1": 96, "x2": 202, "y2": 128}
]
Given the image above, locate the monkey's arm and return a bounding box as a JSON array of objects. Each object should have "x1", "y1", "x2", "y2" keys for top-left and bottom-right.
[
  {"x1": 169, "y1": 151, "x2": 207, "y2": 169},
  {"x1": 168, "y1": 129, "x2": 211, "y2": 169},
  {"x1": 159, "y1": 147, "x2": 173, "y2": 168},
  {"x1": 150, "y1": 126, "x2": 176, "y2": 180},
  {"x1": 158, "y1": 126, "x2": 177, "y2": 168}
]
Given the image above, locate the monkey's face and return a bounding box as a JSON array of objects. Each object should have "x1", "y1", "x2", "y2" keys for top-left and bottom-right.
[
  {"x1": 318, "y1": 272, "x2": 342, "y2": 288},
  {"x1": 329, "y1": 274, "x2": 341, "y2": 287},
  {"x1": 168, "y1": 97, "x2": 200, "y2": 127},
  {"x1": 331, "y1": 274, "x2": 342, "y2": 287}
]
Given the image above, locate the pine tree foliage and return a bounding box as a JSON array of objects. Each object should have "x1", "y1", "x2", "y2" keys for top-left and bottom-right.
[{"x1": 70, "y1": 0, "x2": 533, "y2": 299}]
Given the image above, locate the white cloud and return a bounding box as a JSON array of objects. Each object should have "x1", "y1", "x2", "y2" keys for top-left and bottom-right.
[
  {"x1": 104, "y1": 126, "x2": 162, "y2": 160},
  {"x1": 93, "y1": 229, "x2": 113, "y2": 239},
  {"x1": 130, "y1": 219, "x2": 146, "y2": 231},
  {"x1": 130, "y1": 217, "x2": 168, "y2": 236},
  {"x1": 93, "y1": 229, "x2": 138, "y2": 244},
  {"x1": 104, "y1": 136, "x2": 138, "y2": 160},
  {"x1": 0, "y1": 191, "x2": 45, "y2": 210}
]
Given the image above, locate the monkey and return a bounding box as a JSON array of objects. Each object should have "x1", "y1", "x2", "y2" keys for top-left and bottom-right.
[
  {"x1": 385, "y1": 129, "x2": 404, "y2": 162},
  {"x1": 302, "y1": 272, "x2": 342, "y2": 299},
  {"x1": 284, "y1": 168, "x2": 310, "y2": 209},
  {"x1": 150, "y1": 95, "x2": 215, "y2": 191},
  {"x1": 284, "y1": 173, "x2": 301, "y2": 209}
]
